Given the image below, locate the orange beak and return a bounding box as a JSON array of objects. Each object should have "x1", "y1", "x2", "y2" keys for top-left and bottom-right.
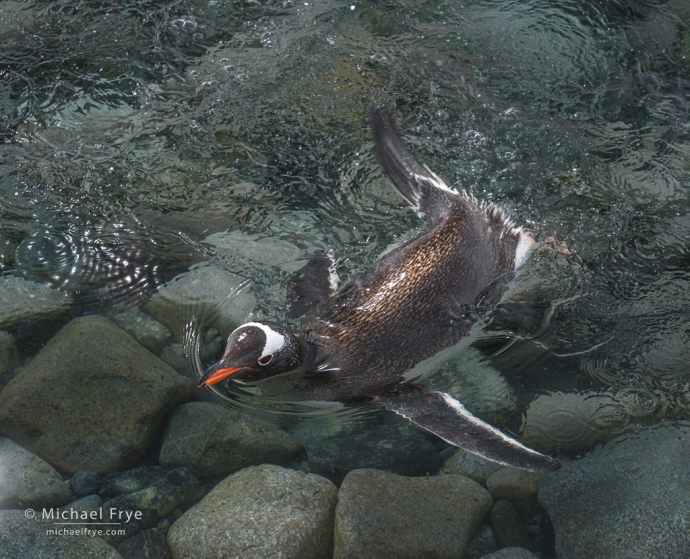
[{"x1": 198, "y1": 366, "x2": 244, "y2": 388}]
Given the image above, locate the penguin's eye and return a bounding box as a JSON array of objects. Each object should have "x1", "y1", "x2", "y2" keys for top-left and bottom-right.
[{"x1": 258, "y1": 355, "x2": 273, "y2": 366}]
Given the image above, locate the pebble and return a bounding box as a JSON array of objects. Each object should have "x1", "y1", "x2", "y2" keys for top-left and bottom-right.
[
  {"x1": 334, "y1": 469, "x2": 493, "y2": 559},
  {"x1": 0, "y1": 316, "x2": 191, "y2": 475},
  {"x1": 69, "y1": 469, "x2": 101, "y2": 496},
  {"x1": 168, "y1": 464, "x2": 338, "y2": 559}
]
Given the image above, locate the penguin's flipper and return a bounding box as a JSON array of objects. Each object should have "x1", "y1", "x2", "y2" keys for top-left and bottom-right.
[
  {"x1": 371, "y1": 107, "x2": 458, "y2": 226},
  {"x1": 287, "y1": 250, "x2": 339, "y2": 319},
  {"x1": 373, "y1": 385, "x2": 561, "y2": 473}
]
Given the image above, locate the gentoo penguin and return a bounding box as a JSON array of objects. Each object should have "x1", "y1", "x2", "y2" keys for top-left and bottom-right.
[{"x1": 199, "y1": 108, "x2": 561, "y2": 472}]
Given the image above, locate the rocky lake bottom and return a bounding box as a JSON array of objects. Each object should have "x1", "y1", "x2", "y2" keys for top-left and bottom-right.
[{"x1": 1, "y1": 259, "x2": 689, "y2": 559}]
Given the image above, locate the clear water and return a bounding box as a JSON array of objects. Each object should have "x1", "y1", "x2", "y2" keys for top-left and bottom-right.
[{"x1": 1, "y1": 0, "x2": 690, "y2": 552}]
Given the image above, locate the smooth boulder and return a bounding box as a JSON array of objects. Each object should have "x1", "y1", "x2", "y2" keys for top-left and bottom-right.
[
  {"x1": 306, "y1": 425, "x2": 440, "y2": 485},
  {"x1": 539, "y1": 422, "x2": 690, "y2": 559},
  {"x1": 0, "y1": 437, "x2": 72, "y2": 509},
  {"x1": 0, "y1": 276, "x2": 72, "y2": 330},
  {"x1": 0, "y1": 316, "x2": 191, "y2": 474},
  {"x1": 0, "y1": 510, "x2": 122, "y2": 559},
  {"x1": 168, "y1": 464, "x2": 338, "y2": 559},
  {"x1": 146, "y1": 264, "x2": 255, "y2": 339},
  {"x1": 159, "y1": 401, "x2": 305, "y2": 478},
  {"x1": 334, "y1": 469, "x2": 493, "y2": 559}
]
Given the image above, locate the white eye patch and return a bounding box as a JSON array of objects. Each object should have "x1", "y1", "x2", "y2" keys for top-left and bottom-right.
[{"x1": 233, "y1": 322, "x2": 286, "y2": 359}]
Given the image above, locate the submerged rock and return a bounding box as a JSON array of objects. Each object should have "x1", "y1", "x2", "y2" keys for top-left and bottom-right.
[
  {"x1": 69, "y1": 469, "x2": 101, "y2": 497},
  {"x1": 100, "y1": 466, "x2": 168, "y2": 500},
  {"x1": 305, "y1": 425, "x2": 440, "y2": 485},
  {"x1": 464, "y1": 524, "x2": 498, "y2": 559},
  {"x1": 0, "y1": 316, "x2": 191, "y2": 474},
  {"x1": 520, "y1": 391, "x2": 631, "y2": 454},
  {"x1": 444, "y1": 448, "x2": 503, "y2": 486},
  {"x1": 0, "y1": 437, "x2": 72, "y2": 509},
  {"x1": 479, "y1": 548, "x2": 539, "y2": 559},
  {"x1": 146, "y1": 264, "x2": 255, "y2": 339},
  {"x1": 118, "y1": 528, "x2": 172, "y2": 559},
  {"x1": 0, "y1": 276, "x2": 73, "y2": 330},
  {"x1": 167, "y1": 464, "x2": 337, "y2": 559},
  {"x1": 334, "y1": 469, "x2": 493, "y2": 559},
  {"x1": 102, "y1": 467, "x2": 203, "y2": 545},
  {"x1": 486, "y1": 468, "x2": 542, "y2": 516},
  {"x1": 0, "y1": 509, "x2": 122, "y2": 559},
  {"x1": 108, "y1": 306, "x2": 172, "y2": 355},
  {"x1": 69, "y1": 494, "x2": 103, "y2": 515},
  {"x1": 204, "y1": 230, "x2": 307, "y2": 274},
  {"x1": 159, "y1": 401, "x2": 305, "y2": 478},
  {"x1": 538, "y1": 422, "x2": 690, "y2": 559},
  {"x1": 0, "y1": 331, "x2": 19, "y2": 388},
  {"x1": 489, "y1": 500, "x2": 531, "y2": 550}
]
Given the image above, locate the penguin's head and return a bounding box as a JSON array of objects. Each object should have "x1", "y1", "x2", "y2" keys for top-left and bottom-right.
[{"x1": 198, "y1": 321, "x2": 303, "y2": 387}]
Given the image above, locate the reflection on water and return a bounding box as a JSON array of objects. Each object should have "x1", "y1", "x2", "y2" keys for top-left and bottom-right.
[{"x1": 1, "y1": 0, "x2": 690, "y2": 555}]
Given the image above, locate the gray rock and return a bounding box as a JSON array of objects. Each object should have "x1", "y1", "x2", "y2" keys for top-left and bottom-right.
[
  {"x1": 444, "y1": 448, "x2": 504, "y2": 485},
  {"x1": 168, "y1": 464, "x2": 338, "y2": 559},
  {"x1": 486, "y1": 468, "x2": 542, "y2": 516},
  {"x1": 334, "y1": 469, "x2": 493, "y2": 559},
  {"x1": 100, "y1": 466, "x2": 168, "y2": 499},
  {"x1": 0, "y1": 316, "x2": 191, "y2": 474},
  {"x1": 520, "y1": 391, "x2": 631, "y2": 454},
  {"x1": 479, "y1": 548, "x2": 539, "y2": 559},
  {"x1": 159, "y1": 401, "x2": 305, "y2": 478},
  {"x1": 118, "y1": 528, "x2": 172, "y2": 559},
  {"x1": 0, "y1": 331, "x2": 19, "y2": 388},
  {"x1": 306, "y1": 425, "x2": 440, "y2": 485},
  {"x1": 204, "y1": 230, "x2": 307, "y2": 273},
  {"x1": 69, "y1": 494, "x2": 102, "y2": 514},
  {"x1": 70, "y1": 469, "x2": 101, "y2": 496},
  {"x1": 538, "y1": 422, "x2": 690, "y2": 559},
  {"x1": 159, "y1": 343, "x2": 187, "y2": 374},
  {"x1": 426, "y1": 347, "x2": 517, "y2": 414},
  {"x1": 288, "y1": 412, "x2": 384, "y2": 445},
  {"x1": 109, "y1": 306, "x2": 172, "y2": 355},
  {"x1": 464, "y1": 524, "x2": 498, "y2": 559},
  {"x1": 146, "y1": 264, "x2": 255, "y2": 339},
  {"x1": 102, "y1": 467, "x2": 203, "y2": 545},
  {"x1": 0, "y1": 276, "x2": 72, "y2": 330},
  {"x1": 198, "y1": 327, "x2": 223, "y2": 364},
  {"x1": 490, "y1": 500, "x2": 530, "y2": 550},
  {"x1": 0, "y1": 437, "x2": 72, "y2": 509},
  {"x1": 0, "y1": 509, "x2": 122, "y2": 559}
]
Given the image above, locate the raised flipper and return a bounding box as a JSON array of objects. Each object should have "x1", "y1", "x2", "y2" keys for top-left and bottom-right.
[
  {"x1": 371, "y1": 107, "x2": 459, "y2": 226},
  {"x1": 287, "y1": 250, "x2": 339, "y2": 319},
  {"x1": 372, "y1": 385, "x2": 561, "y2": 472}
]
